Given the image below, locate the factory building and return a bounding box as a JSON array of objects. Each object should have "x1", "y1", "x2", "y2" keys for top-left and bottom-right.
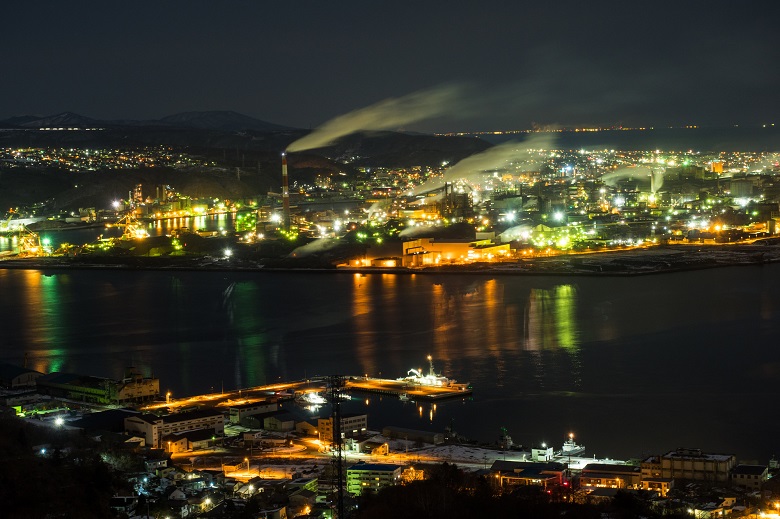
[{"x1": 660, "y1": 448, "x2": 736, "y2": 483}]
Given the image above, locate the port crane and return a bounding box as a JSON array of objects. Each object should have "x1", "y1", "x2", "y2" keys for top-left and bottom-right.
[
  {"x1": 109, "y1": 212, "x2": 149, "y2": 239},
  {"x1": 17, "y1": 225, "x2": 47, "y2": 257}
]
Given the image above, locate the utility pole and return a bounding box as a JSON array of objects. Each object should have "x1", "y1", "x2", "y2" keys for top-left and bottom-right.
[{"x1": 329, "y1": 375, "x2": 346, "y2": 519}]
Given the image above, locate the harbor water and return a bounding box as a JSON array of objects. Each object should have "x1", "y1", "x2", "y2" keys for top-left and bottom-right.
[{"x1": 1, "y1": 263, "x2": 779, "y2": 463}]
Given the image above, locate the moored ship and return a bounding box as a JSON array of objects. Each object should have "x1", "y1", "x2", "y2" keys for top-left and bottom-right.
[
  {"x1": 398, "y1": 355, "x2": 468, "y2": 390},
  {"x1": 558, "y1": 433, "x2": 585, "y2": 456}
]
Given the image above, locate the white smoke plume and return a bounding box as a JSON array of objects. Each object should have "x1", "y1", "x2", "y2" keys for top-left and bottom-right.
[
  {"x1": 289, "y1": 238, "x2": 341, "y2": 258},
  {"x1": 286, "y1": 85, "x2": 464, "y2": 152},
  {"x1": 411, "y1": 132, "x2": 557, "y2": 195},
  {"x1": 398, "y1": 223, "x2": 439, "y2": 238},
  {"x1": 601, "y1": 166, "x2": 664, "y2": 192},
  {"x1": 498, "y1": 224, "x2": 534, "y2": 243}
]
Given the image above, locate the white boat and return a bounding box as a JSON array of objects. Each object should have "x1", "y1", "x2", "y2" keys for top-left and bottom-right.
[
  {"x1": 296, "y1": 391, "x2": 327, "y2": 405},
  {"x1": 558, "y1": 433, "x2": 585, "y2": 456},
  {"x1": 398, "y1": 355, "x2": 458, "y2": 388}
]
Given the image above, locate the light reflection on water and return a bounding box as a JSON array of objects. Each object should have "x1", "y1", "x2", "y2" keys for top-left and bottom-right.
[{"x1": 1, "y1": 266, "x2": 779, "y2": 461}]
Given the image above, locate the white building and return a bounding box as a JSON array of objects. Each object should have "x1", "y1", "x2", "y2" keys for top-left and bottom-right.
[{"x1": 124, "y1": 409, "x2": 224, "y2": 449}]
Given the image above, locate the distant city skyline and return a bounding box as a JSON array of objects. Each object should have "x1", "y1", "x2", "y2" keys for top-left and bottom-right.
[{"x1": 2, "y1": 1, "x2": 779, "y2": 132}]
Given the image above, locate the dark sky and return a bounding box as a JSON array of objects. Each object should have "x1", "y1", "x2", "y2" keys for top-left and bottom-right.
[{"x1": 2, "y1": 0, "x2": 779, "y2": 131}]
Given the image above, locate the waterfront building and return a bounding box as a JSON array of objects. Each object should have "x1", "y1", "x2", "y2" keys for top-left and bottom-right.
[
  {"x1": 36, "y1": 370, "x2": 159, "y2": 404},
  {"x1": 531, "y1": 444, "x2": 555, "y2": 462},
  {"x1": 346, "y1": 461, "x2": 403, "y2": 496},
  {"x1": 579, "y1": 463, "x2": 642, "y2": 489},
  {"x1": 402, "y1": 237, "x2": 510, "y2": 266},
  {"x1": 228, "y1": 401, "x2": 278, "y2": 424},
  {"x1": 382, "y1": 426, "x2": 444, "y2": 445},
  {"x1": 660, "y1": 448, "x2": 736, "y2": 483},
  {"x1": 318, "y1": 413, "x2": 368, "y2": 443},
  {"x1": 490, "y1": 460, "x2": 566, "y2": 489},
  {"x1": 115, "y1": 368, "x2": 160, "y2": 403},
  {"x1": 730, "y1": 464, "x2": 768, "y2": 490},
  {"x1": 0, "y1": 362, "x2": 42, "y2": 389},
  {"x1": 124, "y1": 409, "x2": 225, "y2": 449}
]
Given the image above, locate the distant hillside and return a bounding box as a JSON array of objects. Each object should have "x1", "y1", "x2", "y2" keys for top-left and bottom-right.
[
  {"x1": 0, "y1": 110, "x2": 293, "y2": 132},
  {"x1": 0, "y1": 111, "x2": 497, "y2": 210},
  {"x1": 158, "y1": 111, "x2": 292, "y2": 132}
]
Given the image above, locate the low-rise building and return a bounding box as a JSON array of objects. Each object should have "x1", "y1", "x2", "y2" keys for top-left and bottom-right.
[
  {"x1": 162, "y1": 428, "x2": 218, "y2": 453},
  {"x1": 37, "y1": 370, "x2": 159, "y2": 404},
  {"x1": 124, "y1": 409, "x2": 225, "y2": 449},
  {"x1": 640, "y1": 478, "x2": 674, "y2": 497},
  {"x1": 382, "y1": 426, "x2": 444, "y2": 445},
  {"x1": 660, "y1": 448, "x2": 736, "y2": 483},
  {"x1": 490, "y1": 460, "x2": 566, "y2": 489},
  {"x1": 265, "y1": 412, "x2": 297, "y2": 432},
  {"x1": 731, "y1": 464, "x2": 768, "y2": 490},
  {"x1": 0, "y1": 362, "x2": 42, "y2": 389},
  {"x1": 228, "y1": 401, "x2": 278, "y2": 424},
  {"x1": 319, "y1": 414, "x2": 368, "y2": 442},
  {"x1": 346, "y1": 461, "x2": 403, "y2": 496},
  {"x1": 580, "y1": 463, "x2": 642, "y2": 489}
]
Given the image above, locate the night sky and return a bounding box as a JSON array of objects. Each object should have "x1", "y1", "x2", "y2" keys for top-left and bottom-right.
[{"x1": 2, "y1": 0, "x2": 779, "y2": 131}]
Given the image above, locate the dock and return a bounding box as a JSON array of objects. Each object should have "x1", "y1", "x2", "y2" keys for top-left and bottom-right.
[{"x1": 345, "y1": 376, "x2": 472, "y2": 401}]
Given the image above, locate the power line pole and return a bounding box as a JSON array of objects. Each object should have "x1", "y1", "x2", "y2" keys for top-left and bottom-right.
[{"x1": 329, "y1": 375, "x2": 346, "y2": 519}]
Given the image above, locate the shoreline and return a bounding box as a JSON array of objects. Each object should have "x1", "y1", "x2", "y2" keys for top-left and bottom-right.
[{"x1": 2, "y1": 243, "x2": 779, "y2": 277}]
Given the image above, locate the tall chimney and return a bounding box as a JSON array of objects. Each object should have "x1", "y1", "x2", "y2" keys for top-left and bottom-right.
[{"x1": 282, "y1": 152, "x2": 290, "y2": 232}]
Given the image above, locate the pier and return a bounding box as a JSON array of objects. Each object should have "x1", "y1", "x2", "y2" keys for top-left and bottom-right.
[{"x1": 345, "y1": 376, "x2": 472, "y2": 401}]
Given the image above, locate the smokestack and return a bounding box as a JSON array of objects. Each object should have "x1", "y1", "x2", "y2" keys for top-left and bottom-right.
[{"x1": 282, "y1": 152, "x2": 290, "y2": 232}]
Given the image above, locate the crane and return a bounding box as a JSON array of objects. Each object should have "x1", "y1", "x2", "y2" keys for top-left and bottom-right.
[{"x1": 108, "y1": 212, "x2": 149, "y2": 239}]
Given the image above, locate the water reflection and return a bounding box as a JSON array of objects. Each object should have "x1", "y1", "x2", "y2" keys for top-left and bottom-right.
[{"x1": 20, "y1": 271, "x2": 65, "y2": 373}]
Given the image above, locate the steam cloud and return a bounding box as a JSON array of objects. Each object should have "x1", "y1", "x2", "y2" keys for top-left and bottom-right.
[
  {"x1": 498, "y1": 224, "x2": 534, "y2": 243},
  {"x1": 398, "y1": 224, "x2": 438, "y2": 238},
  {"x1": 289, "y1": 238, "x2": 341, "y2": 258},
  {"x1": 286, "y1": 85, "x2": 464, "y2": 152},
  {"x1": 601, "y1": 166, "x2": 664, "y2": 192},
  {"x1": 411, "y1": 132, "x2": 557, "y2": 195}
]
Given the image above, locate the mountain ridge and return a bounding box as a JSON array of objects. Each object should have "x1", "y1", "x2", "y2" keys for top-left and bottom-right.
[{"x1": 0, "y1": 110, "x2": 294, "y2": 132}]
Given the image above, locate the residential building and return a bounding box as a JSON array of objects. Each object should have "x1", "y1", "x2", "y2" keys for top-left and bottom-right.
[
  {"x1": 318, "y1": 414, "x2": 367, "y2": 443},
  {"x1": 640, "y1": 478, "x2": 674, "y2": 497},
  {"x1": 731, "y1": 464, "x2": 768, "y2": 490},
  {"x1": 346, "y1": 462, "x2": 403, "y2": 496}
]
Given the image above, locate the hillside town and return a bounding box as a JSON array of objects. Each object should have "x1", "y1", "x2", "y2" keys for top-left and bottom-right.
[{"x1": 1, "y1": 361, "x2": 779, "y2": 518}]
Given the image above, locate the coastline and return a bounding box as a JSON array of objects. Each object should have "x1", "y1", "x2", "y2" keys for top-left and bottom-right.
[{"x1": 2, "y1": 242, "x2": 779, "y2": 277}]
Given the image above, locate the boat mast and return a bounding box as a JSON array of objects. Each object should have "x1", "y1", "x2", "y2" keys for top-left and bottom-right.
[{"x1": 427, "y1": 355, "x2": 435, "y2": 377}]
